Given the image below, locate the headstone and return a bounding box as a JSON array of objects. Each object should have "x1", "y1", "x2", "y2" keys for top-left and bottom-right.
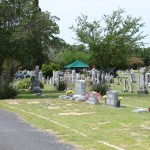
[
  {"x1": 47, "y1": 76, "x2": 50, "y2": 84},
  {"x1": 145, "y1": 73, "x2": 150, "y2": 87},
  {"x1": 129, "y1": 80, "x2": 134, "y2": 93},
  {"x1": 39, "y1": 71, "x2": 43, "y2": 81},
  {"x1": 137, "y1": 68, "x2": 148, "y2": 94},
  {"x1": 30, "y1": 66, "x2": 41, "y2": 93},
  {"x1": 123, "y1": 80, "x2": 128, "y2": 92},
  {"x1": 130, "y1": 69, "x2": 136, "y2": 83},
  {"x1": 55, "y1": 71, "x2": 60, "y2": 85},
  {"x1": 72, "y1": 70, "x2": 76, "y2": 83},
  {"x1": 117, "y1": 76, "x2": 120, "y2": 85},
  {"x1": 49, "y1": 78, "x2": 52, "y2": 85},
  {"x1": 71, "y1": 80, "x2": 86, "y2": 101},
  {"x1": 76, "y1": 73, "x2": 81, "y2": 80},
  {"x1": 42, "y1": 77, "x2": 45, "y2": 84},
  {"x1": 75, "y1": 80, "x2": 86, "y2": 95},
  {"x1": 92, "y1": 68, "x2": 96, "y2": 82},
  {"x1": 86, "y1": 92, "x2": 99, "y2": 104},
  {"x1": 101, "y1": 71, "x2": 105, "y2": 83},
  {"x1": 106, "y1": 91, "x2": 120, "y2": 107},
  {"x1": 52, "y1": 71, "x2": 55, "y2": 85}
]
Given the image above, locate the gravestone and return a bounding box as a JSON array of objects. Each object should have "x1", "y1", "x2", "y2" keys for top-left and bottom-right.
[
  {"x1": 42, "y1": 77, "x2": 45, "y2": 84},
  {"x1": 130, "y1": 69, "x2": 136, "y2": 83},
  {"x1": 59, "y1": 80, "x2": 86, "y2": 101},
  {"x1": 123, "y1": 80, "x2": 128, "y2": 92},
  {"x1": 73, "y1": 80, "x2": 86, "y2": 101},
  {"x1": 72, "y1": 70, "x2": 76, "y2": 83},
  {"x1": 117, "y1": 76, "x2": 120, "y2": 85},
  {"x1": 92, "y1": 68, "x2": 96, "y2": 82},
  {"x1": 76, "y1": 73, "x2": 80, "y2": 80},
  {"x1": 129, "y1": 80, "x2": 134, "y2": 93},
  {"x1": 86, "y1": 92, "x2": 99, "y2": 104},
  {"x1": 30, "y1": 66, "x2": 41, "y2": 93},
  {"x1": 39, "y1": 71, "x2": 43, "y2": 81},
  {"x1": 137, "y1": 68, "x2": 148, "y2": 94},
  {"x1": 145, "y1": 73, "x2": 150, "y2": 87},
  {"x1": 75, "y1": 80, "x2": 86, "y2": 95},
  {"x1": 96, "y1": 71, "x2": 100, "y2": 84},
  {"x1": 52, "y1": 71, "x2": 55, "y2": 85},
  {"x1": 46, "y1": 76, "x2": 50, "y2": 84},
  {"x1": 49, "y1": 78, "x2": 52, "y2": 85},
  {"x1": 106, "y1": 91, "x2": 120, "y2": 107}
]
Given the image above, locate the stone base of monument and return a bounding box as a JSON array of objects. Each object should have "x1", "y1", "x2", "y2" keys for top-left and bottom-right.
[
  {"x1": 137, "y1": 88, "x2": 149, "y2": 94},
  {"x1": 86, "y1": 96, "x2": 99, "y2": 104},
  {"x1": 59, "y1": 95, "x2": 70, "y2": 100},
  {"x1": 123, "y1": 89, "x2": 128, "y2": 92},
  {"x1": 29, "y1": 87, "x2": 42, "y2": 93},
  {"x1": 73, "y1": 95, "x2": 85, "y2": 102},
  {"x1": 59, "y1": 94, "x2": 85, "y2": 101}
]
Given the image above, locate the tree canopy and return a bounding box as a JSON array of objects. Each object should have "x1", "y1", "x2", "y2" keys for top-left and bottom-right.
[
  {"x1": 71, "y1": 8, "x2": 146, "y2": 70},
  {"x1": 0, "y1": 0, "x2": 60, "y2": 75}
]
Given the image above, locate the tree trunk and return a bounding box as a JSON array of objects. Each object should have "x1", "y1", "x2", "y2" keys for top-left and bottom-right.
[{"x1": 0, "y1": 54, "x2": 4, "y2": 76}]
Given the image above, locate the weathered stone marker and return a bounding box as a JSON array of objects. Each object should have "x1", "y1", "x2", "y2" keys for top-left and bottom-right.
[
  {"x1": 137, "y1": 68, "x2": 148, "y2": 94},
  {"x1": 30, "y1": 66, "x2": 41, "y2": 93},
  {"x1": 106, "y1": 91, "x2": 120, "y2": 107}
]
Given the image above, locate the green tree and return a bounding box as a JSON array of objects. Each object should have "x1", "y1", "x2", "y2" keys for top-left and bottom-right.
[
  {"x1": 56, "y1": 44, "x2": 91, "y2": 67},
  {"x1": 138, "y1": 47, "x2": 150, "y2": 66},
  {"x1": 0, "y1": 0, "x2": 60, "y2": 75},
  {"x1": 71, "y1": 8, "x2": 146, "y2": 70}
]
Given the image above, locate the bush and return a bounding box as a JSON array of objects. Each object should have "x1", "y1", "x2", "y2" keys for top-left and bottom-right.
[
  {"x1": 56, "y1": 81, "x2": 67, "y2": 91},
  {"x1": 0, "y1": 76, "x2": 18, "y2": 99},
  {"x1": 42, "y1": 63, "x2": 60, "y2": 78},
  {"x1": 91, "y1": 82, "x2": 110, "y2": 95},
  {"x1": 18, "y1": 78, "x2": 44, "y2": 89}
]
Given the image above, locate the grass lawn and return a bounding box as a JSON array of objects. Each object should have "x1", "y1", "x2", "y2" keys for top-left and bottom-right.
[{"x1": 0, "y1": 79, "x2": 150, "y2": 150}]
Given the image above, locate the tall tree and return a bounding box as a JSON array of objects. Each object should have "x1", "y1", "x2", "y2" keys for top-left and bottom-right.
[
  {"x1": 0, "y1": 0, "x2": 60, "y2": 75},
  {"x1": 71, "y1": 8, "x2": 146, "y2": 70}
]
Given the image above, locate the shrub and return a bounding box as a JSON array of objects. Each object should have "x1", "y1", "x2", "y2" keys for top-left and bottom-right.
[
  {"x1": 56, "y1": 81, "x2": 67, "y2": 91},
  {"x1": 91, "y1": 82, "x2": 110, "y2": 95},
  {"x1": 42, "y1": 63, "x2": 60, "y2": 78},
  {"x1": 18, "y1": 78, "x2": 44, "y2": 89},
  {"x1": 0, "y1": 76, "x2": 18, "y2": 99}
]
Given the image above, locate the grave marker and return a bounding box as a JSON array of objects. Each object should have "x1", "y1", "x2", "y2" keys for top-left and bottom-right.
[
  {"x1": 30, "y1": 66, "x2": 41, "y2": 93},
  {"x1": 106, "y1": 91, "x2": 120, "y2": 107}
]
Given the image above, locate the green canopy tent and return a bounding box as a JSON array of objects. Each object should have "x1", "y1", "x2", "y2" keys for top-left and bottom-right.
[{"x1": 64, "y1": 60, "x2": 88, "y2": 69}]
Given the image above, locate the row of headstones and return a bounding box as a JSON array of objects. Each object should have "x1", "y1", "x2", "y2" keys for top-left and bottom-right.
[
  {"x1": 39, "y1": 70, "x2": 87, "y2": 86},
  {"x1": 59, "y1": 79, "x2": 122, "y2": 107}
]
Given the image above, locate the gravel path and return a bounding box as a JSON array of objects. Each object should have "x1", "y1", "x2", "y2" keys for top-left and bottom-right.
[{"x1": 0, "y1": 108, "x2": 76, "y2": 150}]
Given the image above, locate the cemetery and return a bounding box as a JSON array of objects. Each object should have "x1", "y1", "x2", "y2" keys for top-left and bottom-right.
[
  {"x1": 0, "y1": 67, "x2": 150, "y2": 150},
  {"x1": 0, "y1": 1, "x2": 150, "y2": 149}
]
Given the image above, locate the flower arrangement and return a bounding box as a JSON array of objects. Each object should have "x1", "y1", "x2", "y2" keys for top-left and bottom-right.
[
  {"x1": 103, "y1": 95, "x2": 107, "y2": 99},
  {"x1": 118, "y1": 97, "x2": 122, "y2": 101},
  {"x1": 65, "y1": 89, "x2": 74, "y2": 95}
]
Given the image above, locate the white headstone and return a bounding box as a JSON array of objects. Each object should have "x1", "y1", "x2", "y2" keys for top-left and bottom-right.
[{"x1": 72, "y1": 70, "x2": 76, "y2": 83}]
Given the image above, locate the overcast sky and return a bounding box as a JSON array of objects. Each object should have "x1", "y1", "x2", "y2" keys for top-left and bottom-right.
[{"x1": 39, "y1": 0, "x2": 150, "y2": 47}]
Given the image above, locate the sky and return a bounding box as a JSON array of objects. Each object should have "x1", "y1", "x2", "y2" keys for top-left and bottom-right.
[{"x1": 39, "y1": 0, "x2": 150, "y2": 47}]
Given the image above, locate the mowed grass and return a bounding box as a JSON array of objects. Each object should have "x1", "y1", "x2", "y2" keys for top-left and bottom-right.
[{"x1": 0, "y1": 79, "x2": 150, "y2": 150}]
